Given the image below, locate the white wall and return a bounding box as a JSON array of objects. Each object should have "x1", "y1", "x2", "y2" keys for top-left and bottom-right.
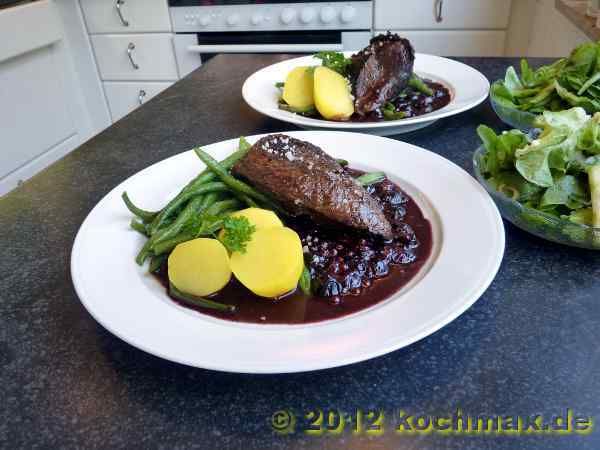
[{"x1": 506, "y1": 0, "x2": 590, "y2": 57}]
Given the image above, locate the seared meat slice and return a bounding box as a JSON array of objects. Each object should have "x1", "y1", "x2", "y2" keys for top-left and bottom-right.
[
  {"x1": 232, "y1": 134, "x2": 393, "y2": 239},
  {"x1": 350, "y1": 32, "x2": 415, "y2": 116}
]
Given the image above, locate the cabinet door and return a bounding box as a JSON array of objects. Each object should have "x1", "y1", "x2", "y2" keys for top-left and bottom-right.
[
  {"x1": 375, "y1": 0, "x2": 512, "y2": 30},
  {"x1": 80, "y1": 0, "x2": 171, "y2": 33},
  {"x1": 91, "y1": 34, "x2": 179, "y2": 81},
  {"x1": 0, "y1": 0, "x2": 98, "y2": 195},
  {"x1": 104, "y1": 81, "x2": 173, "y2": 122},
  {"x1": 382, "y1": 30, "x2": 506, "y2": 56}
]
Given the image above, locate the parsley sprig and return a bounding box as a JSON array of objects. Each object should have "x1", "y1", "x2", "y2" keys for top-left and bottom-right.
[
  {"x1": 314, "y1": 51, "x2": 353, "y2": 77},
  {"x1": 218, "y1": 216, "x2": 256, "y2": 254}
]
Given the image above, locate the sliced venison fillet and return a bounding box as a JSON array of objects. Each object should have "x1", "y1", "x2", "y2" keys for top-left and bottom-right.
[
  {"x1": 232, "y1": 134, "x2": 393, "y2": 239},
  {"x1": 350, "y1": 32, "x2": 415, "y2": 116}
]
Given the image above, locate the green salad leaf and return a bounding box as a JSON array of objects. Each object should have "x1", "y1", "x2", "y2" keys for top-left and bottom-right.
[
  {"x1": 476, "y1": 125, "x2": 528, "y2": 176},
  {"x1": 539, "y1": 174, "x2": 589, "y2": 210},
  {"x1": 566, "y1": 207, "x2": 594, "y2": 225},
  {"x1": 492, "y1": 41, "x2": 600, "y2": 117},
  {"x1": 477, "y1": 107, "x2": 600, "y2": 230}
]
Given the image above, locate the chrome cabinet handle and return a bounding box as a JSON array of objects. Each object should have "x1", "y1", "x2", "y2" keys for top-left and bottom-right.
[
  {"x1": 116, "y1": 0, "x2": 129, "y2": 27},
  {"x1": 127, "y1": 42, "x2": 139, "y2": 70},
  {"x1": 434, "y1": 0, "x2": 443, "y2": 22},
  {"x1": 138, "y1": 89, "x2": 146, "y2": 105}
]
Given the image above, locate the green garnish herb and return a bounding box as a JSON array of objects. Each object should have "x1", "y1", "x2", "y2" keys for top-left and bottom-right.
[
  {"x1": 314, "y1": 51, "x2": 352, "y2": 77},
  {"x1": 218, "y1": 216, "x2": 256, "y2": 253}
]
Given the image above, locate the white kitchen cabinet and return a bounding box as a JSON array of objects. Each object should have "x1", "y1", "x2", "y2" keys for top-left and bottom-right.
[
  {"x1": 375, "y1": 0, "x2": 512, "y2": 30},
  {"x1": 81, "y1": 0, "x2": 171, "y2": 34},
  {"x1": 383, "y1": 30, "x2": 507, "y2": 56},
  {"x1": 0, "y1": 0, "x2": 108, "y2": 196},
  {"x1": 104, "y1": 81, "x2": 173, "y2": 122},
  {"x1": 91, "y1": 33, "x2": 179, "y2": 81}
]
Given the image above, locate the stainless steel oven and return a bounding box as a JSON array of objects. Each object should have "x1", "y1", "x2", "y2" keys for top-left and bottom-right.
[{"x1": 170, "y1": 1, "x2": 373, "y2": 76}]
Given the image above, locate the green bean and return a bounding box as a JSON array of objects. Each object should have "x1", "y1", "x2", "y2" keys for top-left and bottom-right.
[
  {"x1": 241, "y1": 194, "x2": 259, "y2": 208},
  {"x1": 152, "y1": 232, "x2": 196, "y2": 255},
  {"x1": 148, "y1": 139, "x2": 252, "y2": 233},
  {"x1": 135, "y1": 239, "x2": 154, "y2": 266},
  {"x1": 151, "y1": 197, "x2": 238, "y2": 254},
  {"x1": 151, "y1": 195, "x2": 213, "y2": 246},
  {"x1": 149, "y1": 254, "x2": 167, "y2": 273},
  {"x1": 205, "y1": 199, "x2": 242, "y2": 217},
  {"x1": 130, "y1": 219, "x2": 149, "y2": 236},
  {"x1": 278, "y1": 102, "x2": 318, "y2": 115},
  {"x1": 149, "y1": 182, "x2": 229, "y2": 233},
  {"x1": 409, "y1": 74, "x2": 434, "y2": 96},
  {"x1": 154, "y1": 197, "x2": 239, "y2": 253},
  {"x1": 299, "y1": 265, "x2": 312, "y2": 295},
  {"x1": 194, "y1": 148, "x2": 285, "y2": 214},
  {"x1": 200, "y1": 192, "x2": 219, "y2": 208},
  {"x1": 170, "y1": 283, "x2": 236, "y2": 312},
  {"x1": 356, "y1": 172, "x2": 386, "y2": 186},
  {"x1": 122, "y1": 192, "x2": 158, "y2": 223},
  {"x1": 153, "y1": 213, "x2": 231, "y2": 255}
]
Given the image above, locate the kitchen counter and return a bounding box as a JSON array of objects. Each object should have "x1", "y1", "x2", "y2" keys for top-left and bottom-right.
[{"x1": 2, "y1": 55, "x2": 599, "y2": 450}]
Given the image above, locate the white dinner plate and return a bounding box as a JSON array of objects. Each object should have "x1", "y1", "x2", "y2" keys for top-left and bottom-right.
[
  {"x1": 71, "y1": 131, "x2": 504, "y2": 373},
  {"x1": 242, "y1": 53, "x2": 490, "y2": 136}
]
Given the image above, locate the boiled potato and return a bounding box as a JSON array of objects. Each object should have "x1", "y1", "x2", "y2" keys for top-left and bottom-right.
[
  {"x1": 218, "y1": 208, "x2": 283, "y2": 242},
  {"x1": 168, "y1": 238, "x2": 231, "y2": 297},
  {"x1": 230, "y1": 227, "x2": 303, "y2": 298},
  {"x1": 313, "y1": 66, "x2": 354, "y2": 121},
  {"x1": 282, "y1": 66, "x2": 314, "y2": 109}
]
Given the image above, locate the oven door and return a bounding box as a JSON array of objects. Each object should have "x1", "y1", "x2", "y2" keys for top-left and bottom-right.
[{"x1": 173, "y1": 31, "x2": 370, "y2": 77}]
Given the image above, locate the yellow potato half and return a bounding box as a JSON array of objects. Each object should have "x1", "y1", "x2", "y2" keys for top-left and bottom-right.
[
  {"x1": 230, "y1": 227, "x2": 303, "y2": 298},
  {"x1": 282, "y1": 66, "x2": 315, "y2": 109},
  {"x1": 168, "y1": 238, "x2": 231, "y2": 297},
  {"x1": 313, "y1": 66, "x2": 354, "y2": 121},
  {"x1": 218, "y1": 208, "x2": 283, "y2": 241}
]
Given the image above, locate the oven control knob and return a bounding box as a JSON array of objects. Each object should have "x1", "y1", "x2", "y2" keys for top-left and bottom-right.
[
  {"x1": 226, "y1": 13, "x2": 240, "y2": 26},
  {"x1": 251, "y1": 13, "x2": 263, "y2": 25},
  {"x1": 300, "y1": 7, "x2": 316, "y2": 24},
  {"x1": 340, "y1": 6, "x2": 356, "y2": 23},
  {"x1": 320, "y1": 6, "x2": 336, "y2": 24},
  {"x1": 280, "y1": 8, "x2": 296, "y2": 24},
  {"x1": 198, "y1": 15, "x2": 211, "y2": 27}
]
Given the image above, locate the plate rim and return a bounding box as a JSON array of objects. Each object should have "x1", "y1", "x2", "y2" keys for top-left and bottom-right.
[
  {"x1": 71, "y1": 131, "x2": 505, "y2": 373},
  {"x1": 242, "y1": 52, "x2": 490, "y2": 130}
]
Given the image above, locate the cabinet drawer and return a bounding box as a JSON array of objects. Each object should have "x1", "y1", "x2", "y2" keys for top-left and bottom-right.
[
  {"x1": 104, "y1": 81, "x2": 173, "y2": 122},
  {"x1": 81, "y1": 0, "x2": 171, "y2": 33},
  {"x1": 91, "y1": 34, "x2": 178, "y2": 81},
  {"x1": 375, "y1": 0, "x2": 512, "y2": 30},
  {"x1": 383, "y1": 30, "x2": 506, "y2": 57}
]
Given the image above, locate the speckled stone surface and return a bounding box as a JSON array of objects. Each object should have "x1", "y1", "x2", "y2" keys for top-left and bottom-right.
[{"x1": 1, "y1": 55, "x2": 599, "y2": 450}]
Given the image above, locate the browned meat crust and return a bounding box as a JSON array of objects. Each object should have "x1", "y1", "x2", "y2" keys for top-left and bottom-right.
[
  {"x1": 350, "y1": 32, "x2": 415, "y2": 116},
  {"x1": 232, "y1": 134, "x2": 393, "y2": 239}
]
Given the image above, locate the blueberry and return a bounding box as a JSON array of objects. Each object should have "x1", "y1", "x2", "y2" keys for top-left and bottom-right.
[
  {"x1": 319, "y1": 278, "x2": 343, "y2": 297},
  {"x1": 374, "y1": 260, "x2": 389, "y2": 277},
  {"x1": 344, "y1": 272, "x2": 362, "y2": 290}
]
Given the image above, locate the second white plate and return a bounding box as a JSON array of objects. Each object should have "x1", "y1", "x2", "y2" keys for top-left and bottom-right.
[
  {"x1": 242, "y1": 53, "x2": 490, "y2": 135},
  {"x1": 71, "y1": 131, "x2": 504, "y2": 373}
]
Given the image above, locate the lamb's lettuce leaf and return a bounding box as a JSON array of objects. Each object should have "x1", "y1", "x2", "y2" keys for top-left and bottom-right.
[{"x1": 476, "y1": 125, "x2": 527, "y2": 177}]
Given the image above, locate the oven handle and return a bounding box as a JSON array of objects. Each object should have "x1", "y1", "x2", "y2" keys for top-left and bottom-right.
[{"x1": 186, "y1": 43, "x2": 343, "y2": 53}]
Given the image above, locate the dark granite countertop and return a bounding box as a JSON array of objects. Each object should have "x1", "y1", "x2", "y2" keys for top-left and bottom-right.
[{"x1": 2, "y1": 55, "x2": 599, "y2": 450}]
